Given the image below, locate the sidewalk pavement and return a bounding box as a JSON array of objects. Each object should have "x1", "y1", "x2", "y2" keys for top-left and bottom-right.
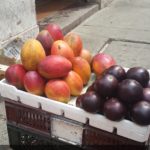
[
  {"x1": 72, "y1": 0, "x2": 150, "y2": 69},
  {"x1": 0, "y1": 101, "x2": 10, "y2": 145}
]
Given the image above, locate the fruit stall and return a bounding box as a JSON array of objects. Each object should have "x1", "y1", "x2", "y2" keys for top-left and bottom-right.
[{"x1": 0, "y1": 23, "x2": 150, "y2": 150}]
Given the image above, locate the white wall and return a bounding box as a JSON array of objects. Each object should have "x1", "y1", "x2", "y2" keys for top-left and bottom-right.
[{"x1": 0, "y1": 0, "x2": 39, "y2": 48}]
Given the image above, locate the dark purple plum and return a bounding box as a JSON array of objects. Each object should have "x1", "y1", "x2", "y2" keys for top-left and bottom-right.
[
  {"x1": 76, "y1": 94, "x2": 84, "y2": 108},
  {"x1": 79, "y1": 91, "x2": 103, "y2": 113},
  {"x1": 103, "y1": 98, "x2": 126, "y2": 121},
  {"x1": 118, "y1": 79, "x2": 143, "y2": 105},
  {"x1": 143, "y1": 88, "x2": 150, "y2": 103},
  {"x1": 131, "y1": 101, "x2": 150, "y2": 125},
  {"x1": 146, "y1": 80, "x2": 150, "y2": 88},
  {"x1": 94, "y1": 74, "x2": 118, "y2": 98},
  {"x1": 127, "y1": 67, "x2": 149, "y2": 87},
  {"x1": 86, "y1": 82, "x2": 95, "y2": 92},
  {"x1": 104, "y1": 65, "x2": 126, "y2": 81}
]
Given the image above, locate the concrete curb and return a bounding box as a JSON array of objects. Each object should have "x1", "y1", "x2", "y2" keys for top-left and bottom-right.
[{"x1": 38, "y1": 2, "x2": 99, "y2": 34}]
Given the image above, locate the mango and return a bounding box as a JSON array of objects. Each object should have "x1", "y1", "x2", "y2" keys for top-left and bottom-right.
[
  {"x1": 5, "y1": 64, "x2": 26, "y2": 89},
  {"x1": 72, "y1": 57, "x2": 91, "y2": 85},
  {"x1": 36, "y1": 30, "x2": 54, "y2": 55},
  {"x1": 64, "y1": 32, "x2": 83, "y2": 57},
  {"x1": 45, "y1": 79, "x2": 70, "y2": 103},
  {"x1": 92, "y1": 53, "x2": 116, "y2": 76},
  {"x1": 24, "y1": 71, "x2": 46, "y2": 96},
  {"x1": 21, "y1": 39, "x2": 46, "y2": 71},
  {"x1": 80, "y1": 49, "x2": 92, "y2": 64},
  {"x1": 51, "y1": 40, "x2": 74, "y2": 62},
  {"x1": 45, "y1": 24, "x2": 64, "y2": 41},
  {"x1": 64, "y1": 71, "x2": 83, "y2": 96},
  {"x1": 38, "y1": 55, "x2": 72, "y2": 79}
]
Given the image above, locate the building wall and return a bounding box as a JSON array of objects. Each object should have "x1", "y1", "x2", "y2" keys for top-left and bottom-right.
[{"x1": 0, "y1": 0, "x2": 39, "y2": 48}]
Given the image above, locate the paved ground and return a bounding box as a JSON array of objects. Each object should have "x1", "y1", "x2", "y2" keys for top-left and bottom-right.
[
  {"x1": 72, "y1": 0, "x2": 150, "y2": 68},
  {"x1": 0, "y1": 101, "x2": 10, "y2": 145},
  {"x1": 1, "y1": 0, "x2": 150, "y2": 146}
]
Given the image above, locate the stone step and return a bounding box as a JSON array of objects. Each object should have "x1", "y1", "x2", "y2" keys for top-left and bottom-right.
[{"x1": 38, "y1": 1, "x2": 99, "y2": 34}]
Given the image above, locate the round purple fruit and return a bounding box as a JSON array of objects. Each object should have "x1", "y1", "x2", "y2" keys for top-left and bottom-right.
[
  {"x1": 127, "y1": 67, "x2": 149, "y2": 87},
  {"x1": 103, "y1": 98, "x2": 126, "y2": 121},
  {"x1": 94, "y1": 74, "x2": 118, "y2": 98},
  {"x1": 131, "y1": 101, "x2": 150, "y2": 125},
  {"x1": 78, "y1": 91, "x2": 103, "y2": 113},
  {"x1": 104, "y1": 65, "x2": 126, "y2": 81},
  {"x1": 118, "y1": 79, "x2": 143, "y2": 105}
]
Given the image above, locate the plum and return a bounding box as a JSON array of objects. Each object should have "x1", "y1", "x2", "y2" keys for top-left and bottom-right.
[
  {"x1": 78, "y1": 91, "x2": 103, "y2": 113},
  {"x1": 131, "y1": 101, "x2": 150, "y2": 125},
  {"x1": 76, "y1": 94, "x2": 84, "y2": 108},
  {"x1": 103, "y1": 98, "x2": 126, "y2": 121},
  {"x1": 104, "y1": 65, "x2": 126, "y2": 81},
  {"x1": 146, "y1": 80, "x2": 150, "y2": 88},
  {"x1": 143, "y1": 88, "x2": 150, "y2": 103},
  {"x1": 127, "y1": 67, "x2": 149, "y2": 87},
  {"x1": 86, "y1": 82, "x2": 95, "y2": 92},
  {"x1": 118, "y1": 79, "x2": 143, "y2": 105},
  {"x1": 94, "y1": 74, "x2": 118, "y2": 98}
]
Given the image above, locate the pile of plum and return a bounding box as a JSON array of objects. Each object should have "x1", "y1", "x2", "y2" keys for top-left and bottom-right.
[{"x1": 76, "y1": 65, "x2": 150, "y2": 126}]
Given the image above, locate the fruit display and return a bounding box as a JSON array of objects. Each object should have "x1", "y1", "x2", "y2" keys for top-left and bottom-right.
[
  {"x1": 5, "y1": 24, "x2": 93, "y2": 103},
  {"x1": 77, "y1": 65, "x2": 150, "y2": 126},
  {"x1": 4, "y1": 23, "x2": 150, "y2": 127}
]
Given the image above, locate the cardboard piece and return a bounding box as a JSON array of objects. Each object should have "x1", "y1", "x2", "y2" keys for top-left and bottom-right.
[{"x1": 0, "y1": 38, "x2": 23, "y2": 79}]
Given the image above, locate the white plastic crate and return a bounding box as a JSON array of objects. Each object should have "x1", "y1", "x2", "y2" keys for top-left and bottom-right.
[
  {"x1": 51, "y1": 116, "x2": 83, "y2": 145},
  {"x1": 0, "y1": 69, "x2": 150, "y2": 143}
]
